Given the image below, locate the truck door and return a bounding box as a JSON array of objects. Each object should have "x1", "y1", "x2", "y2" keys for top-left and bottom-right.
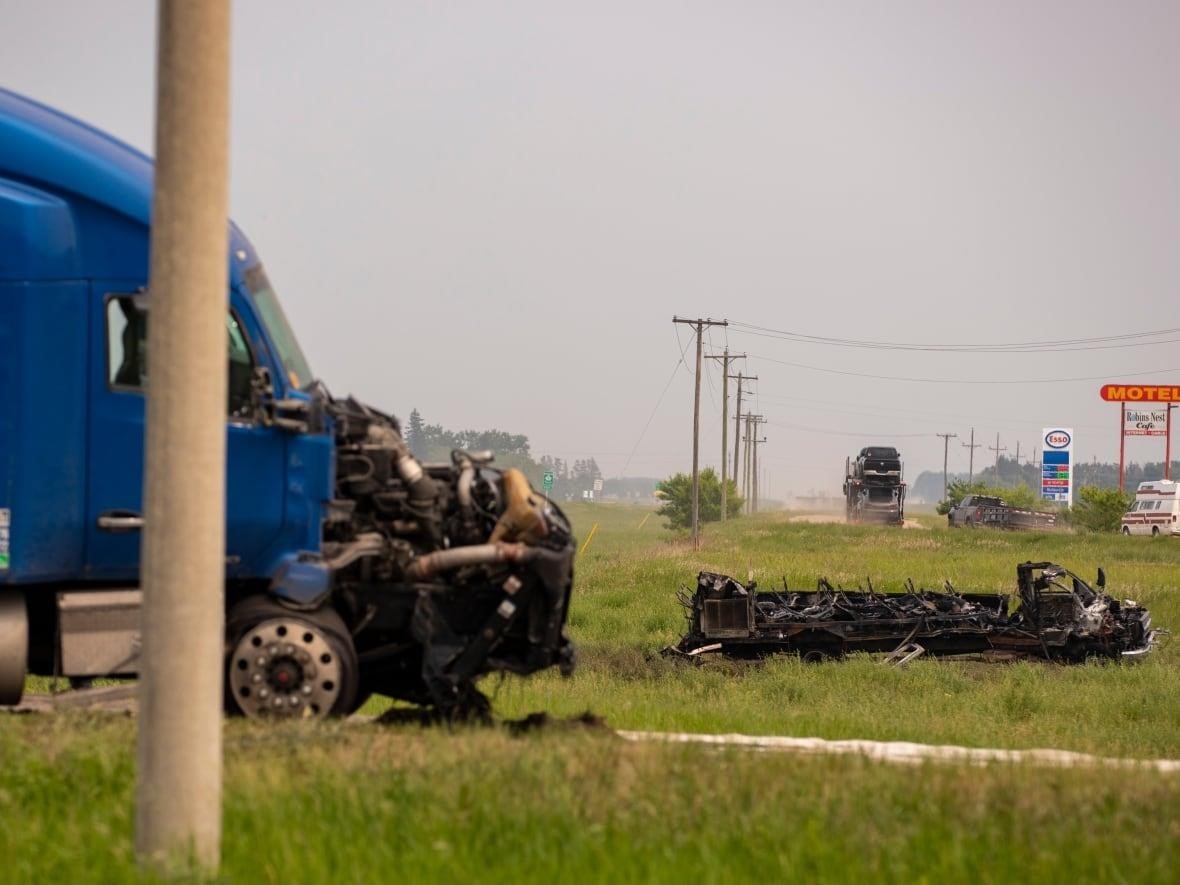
[{"x1": 85, "y1": 288, "x2": 287, "y2": 579}]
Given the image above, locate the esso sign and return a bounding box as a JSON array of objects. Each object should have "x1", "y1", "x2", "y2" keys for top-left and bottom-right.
[{"x1": 1044, "y1": 430, "x2": 1071, "y2": 449}]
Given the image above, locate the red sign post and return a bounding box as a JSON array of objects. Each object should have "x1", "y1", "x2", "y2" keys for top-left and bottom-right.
[{"x1": 1099, "y1": 385, "x2": 1179, "y2": 490}]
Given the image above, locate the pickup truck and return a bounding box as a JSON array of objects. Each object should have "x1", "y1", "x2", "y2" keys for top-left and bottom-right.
[
  {"x1": 0, "y1": 88, "x2": 575, "y2": 718},
  {"x1": 948, "y1": 495, "x2": 1057, "y2": 530}
]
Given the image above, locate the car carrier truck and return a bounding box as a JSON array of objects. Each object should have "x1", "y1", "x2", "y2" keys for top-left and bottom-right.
[
  {"x1": 0, "y1": 88, "x2": 575, "y2": 718},
  {"x1": 843, "y1": 446, "x2": 905, "y2": 525}
]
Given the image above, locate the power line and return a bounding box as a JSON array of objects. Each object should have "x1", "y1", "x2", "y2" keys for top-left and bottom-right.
[
  {"x1": 729, "y1": 320, "x2": 1180, "y2": 353},
  {"x1": 618, "y1": 357, "x2": 684, "y2": 478},
  {"x1": 746, "y1": 352, "x2": 1180, "y2": 385},
  {"x1": 765, "y1": 419, "x2": 932, "y2": 438}
]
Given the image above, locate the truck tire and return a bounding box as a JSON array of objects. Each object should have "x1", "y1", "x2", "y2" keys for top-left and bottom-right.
[
  {"x1": 1152, "y1": 526, "x2": 1160, "y2": 537},
  {"x1": 0, "y1": 591, "x2": 28, "y2": 706},
  {"x1": 225, "y1": 596, "x2": 358, "y2": 719},
  {"x1": 1122, "y1": 526, "x2": 1131, "y2": 536}
]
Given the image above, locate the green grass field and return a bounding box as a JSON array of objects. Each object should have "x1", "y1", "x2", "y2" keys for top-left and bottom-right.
[{"x1": 3, "y1": 503, "x2": 1179, "y2": 882}]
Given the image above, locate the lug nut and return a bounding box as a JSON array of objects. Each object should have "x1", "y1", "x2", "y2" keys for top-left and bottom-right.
[
  {"x1": 259, "y1": 688, "x2": 270, "y2": 700},
  {"x1": 301, "y1": 684, "x2": 313, "y2": 696},
  {"x1": 251, "y1": 673, "x2": 263, "y2": 684},
  {"x1": 284, "y1": 644, "x2": 295, "y2": 655},
  {"x1": 256, "y1": 656, "x2": 267, "y2": 667},
  {"x1": 272, "y1": 696, "x2": 284, "y2": 708}
]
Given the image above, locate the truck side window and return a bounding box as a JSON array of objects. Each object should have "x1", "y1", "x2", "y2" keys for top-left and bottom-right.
[
  {"x1": 106, "y1": 296, "x2": 256, "y2": 418},
  {"x1": 108, "y1": 297, "x2": 147, "y2": 388}
]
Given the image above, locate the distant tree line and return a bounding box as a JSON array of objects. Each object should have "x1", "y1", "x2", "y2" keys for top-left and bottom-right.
[
  {"x1": 913, "y1": 455, "x2": 1178, "y2": 504},
  {"x1": 402, "y1": 408, "x2": 657, "y2": 500}
]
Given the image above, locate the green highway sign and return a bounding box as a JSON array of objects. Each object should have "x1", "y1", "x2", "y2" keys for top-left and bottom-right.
[{"x1": 542, "y1": 471, "x2": 555, "y2": 491}]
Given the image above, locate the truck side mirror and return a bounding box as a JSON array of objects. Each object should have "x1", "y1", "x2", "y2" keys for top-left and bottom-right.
[
  {"x1": 1096, "y1": 567, "x2": 1106, "y2": 589},
  {"x1": 250, "y1": 365, "x2": 310, "y2": 433}
]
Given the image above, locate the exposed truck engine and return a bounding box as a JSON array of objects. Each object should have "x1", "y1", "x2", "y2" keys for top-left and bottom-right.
[
  {"x1": 245, "y1": 394, "x2": 577, "y2": 718},
  {"x1": 669, "y1": 562, "x2": 1159, "y2": 663},
  {"x1": 843, "y1": 446, "x2": 906, "y2": 525}
]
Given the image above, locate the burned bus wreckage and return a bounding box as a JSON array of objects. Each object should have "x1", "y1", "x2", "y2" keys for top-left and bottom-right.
[{"x1": 669, "y1": 562, "x2": 1160, "y2": 664}]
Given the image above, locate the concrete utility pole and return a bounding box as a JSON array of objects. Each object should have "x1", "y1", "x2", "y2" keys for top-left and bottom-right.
[
  {"x1": 937, "y1": 432, "x2": 958, "y2": 501},
  {"x1": 962, "y1": 427, "x2": 981, "y2": 482},
  {"x1": 672, "y1": 317, "x2": 727, "y2": 549},
  {"x1": 136, "y1": 0, "x2": 231, "y2": 872},
  {"x1": 1014, "y1": 440, "x2": 1021, "y2": 465},
  {"x1": 989, "y1": 433, "x2": 1007, "y2": 474},
  {"x1": 705, "y1": 351, "x2": 745, "y2": 521}
]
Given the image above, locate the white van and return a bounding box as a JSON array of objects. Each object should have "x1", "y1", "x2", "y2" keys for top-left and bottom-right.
[{"x1": 1121, "y1": 480, "x2": 1179, "y2": 536}]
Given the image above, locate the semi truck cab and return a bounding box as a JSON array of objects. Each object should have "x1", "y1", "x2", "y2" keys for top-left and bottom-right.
[{"x1": 0, "y1": 89, "x2": 576, "y2": 716}]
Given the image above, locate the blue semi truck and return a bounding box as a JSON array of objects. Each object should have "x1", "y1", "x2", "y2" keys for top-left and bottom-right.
[{"x1": 0, "y1": 89, "x2": 575, "y2": 717}]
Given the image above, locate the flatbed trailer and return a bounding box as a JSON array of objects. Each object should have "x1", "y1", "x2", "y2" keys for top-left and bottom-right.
[{"x1": 948, "y1": 495, "x2": 1057, "y2": 530}]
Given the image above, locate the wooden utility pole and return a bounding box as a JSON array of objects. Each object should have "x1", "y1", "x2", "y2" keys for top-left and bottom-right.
[
  {"x1": 672, "y1": 317, "x2": 727, "y2": 549},
  {"x1": 730, "y1": 373, "x2": 756, "y2": 488},
  {"x1": 137, "y1": 0, "x2": 230, "y2": 873},
  {"x1": 705, "y1": 351, "x2": 745, "y2": 521},
  {"x1": 962, "y1": 427, "x2": 981, "y2": 482},
  {"x1": 750, "y1": 418, "x2": 766, "y2": 513},
  {"x1": 742, "y1": 413, "x2": 753, "y2": 511},
  {"x1": 989, "y1": 433, "x2": 1007, "y2": 474},
  {"x1": 936, "y1": 432, "x2": 958, "y2": 501}
]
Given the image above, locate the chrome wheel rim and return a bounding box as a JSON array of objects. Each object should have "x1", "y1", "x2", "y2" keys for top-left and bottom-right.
[{"x1": 229, "y1": 618, "x2": 342, "y2": 718}]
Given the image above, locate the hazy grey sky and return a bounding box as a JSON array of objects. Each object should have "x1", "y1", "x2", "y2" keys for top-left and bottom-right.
[{"x1": 3, "y1": 1, "x2": 1178, "y2": 498}]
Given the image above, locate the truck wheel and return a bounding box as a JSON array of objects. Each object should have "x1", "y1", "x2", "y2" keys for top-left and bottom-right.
[
  {"x1": 1152, "y1": 526, "x2": 1160, "y2": 537},
  {"x1": 1122, "y1": 526, "x2": 1131, "y2": 536},
  {"x1": 0, "y1": 591, "x2": 28, "y2": 706},
  {"x1": 225, "y1": 596, "x2": 358, "y2": 719}
]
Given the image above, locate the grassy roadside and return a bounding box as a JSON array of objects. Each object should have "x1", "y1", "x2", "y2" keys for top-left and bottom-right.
[
  {"x1": 454, "y1": 502, "x2": 1180, "y2": 757},
  {"x1": 2, "y1": 716, "x2": 1178, "y2": 884},
  {"x1": 4, "y1": 501, "x2": 1179, "y2": 881}
]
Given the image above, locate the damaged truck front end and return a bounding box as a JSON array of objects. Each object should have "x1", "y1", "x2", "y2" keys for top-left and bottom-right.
[
  {"x1": 670, "y1": 562, "x2": 1159, "y2": 664},
  {"x1": 226, "y1": 394, "x2": 575, "y2": 720}
]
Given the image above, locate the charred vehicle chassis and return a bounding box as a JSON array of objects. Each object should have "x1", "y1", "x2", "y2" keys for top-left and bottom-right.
[
  {"x1": 227, "y1": 394, "x2": 576, "y2": 719},
  {"x1": 669, "y1": 562, "x2": 1159, "y2": 663}
]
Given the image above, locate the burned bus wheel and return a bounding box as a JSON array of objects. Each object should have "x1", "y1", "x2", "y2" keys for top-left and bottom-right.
[
  {"x1": 801, "y1": 648, "x2": 840, "y2": 664},
  {"x1": 225, "y1": 596, "x2": 358, "y2": 719}
]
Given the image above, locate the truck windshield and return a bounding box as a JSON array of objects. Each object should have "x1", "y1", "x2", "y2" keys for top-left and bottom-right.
[{"x1": 244, "y1": 265, "x2": 313, "y2": 389}]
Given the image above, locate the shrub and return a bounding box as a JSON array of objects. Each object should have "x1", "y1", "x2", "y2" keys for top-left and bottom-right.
[
  {"x1": 1064, "y1": 486, "x2": 1133, "y2": 533},
  {"x1": 655, "y1": 468, "x2": 742, "y2": 530}
]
